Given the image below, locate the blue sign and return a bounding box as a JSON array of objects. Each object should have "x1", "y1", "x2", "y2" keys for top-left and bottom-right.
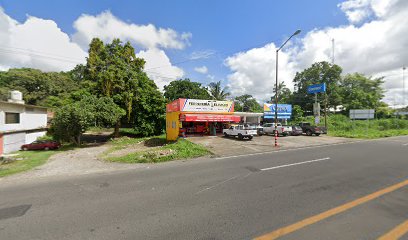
[
  {"x1": 307, "y1": 83, "x2": 326, "y2": 94},
  {"x1": 264, "y1": 104, "x2": 292, "y2": 119}
]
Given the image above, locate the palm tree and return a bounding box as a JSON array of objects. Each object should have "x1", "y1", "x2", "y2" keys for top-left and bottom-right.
[{"x1": 208, "y1": 81, "x2": 230, "y2": 100}]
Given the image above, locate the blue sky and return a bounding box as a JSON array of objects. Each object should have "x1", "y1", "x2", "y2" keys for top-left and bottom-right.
[
  {"x1": 0, "y1": 0, "x2": 407, "y2": 105},
  {"x1": 0, "y1": 0, "x2": 347, "y2": 82}
]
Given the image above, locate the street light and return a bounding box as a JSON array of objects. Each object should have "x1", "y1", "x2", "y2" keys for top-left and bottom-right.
[
  {"x1": 403, "y1": 66, "x2": 406, "y2": 107},
  {"x1": 274, "y1": 29, "x2": 301, "y2": 147}
]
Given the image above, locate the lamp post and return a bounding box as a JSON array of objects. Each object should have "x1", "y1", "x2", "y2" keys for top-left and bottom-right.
[
  {"x1": 403, "y1": 66, "x2": 406, "y2": 107},
  {"x1": 274, "y1": 29, "x2": 301, "y2": 147}
]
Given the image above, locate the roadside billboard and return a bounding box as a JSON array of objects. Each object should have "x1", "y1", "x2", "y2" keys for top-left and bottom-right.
[
  {"x1": 264, "y1": 103, "x2": 292, "y2": 119},
  {"x1": 349, "y1": 109, "x2": 375, "y2": 119}
]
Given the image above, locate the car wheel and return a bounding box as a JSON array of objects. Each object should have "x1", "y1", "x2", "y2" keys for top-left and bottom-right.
[
  {"x1": 238, "y1": 134, "x2": 243, "y2": 140},
  {"x1": 248, "y1": 136, "x2": 253, "y2": 140},
  {"x1": 224, "y1": 132, "x2": 229, "y2": 137},
  {"x1": 44, "y1": 147, "x2": 49, "y2": 151},
  {"x1": 315, "y1": 133, "x2": 321, "y2": 136},
  {"x1": 22, "y1": 147, "x2": 28, "y2": 151},
  {"x1": 306, "y1": 130, "x2": 313, "y2": 136}
]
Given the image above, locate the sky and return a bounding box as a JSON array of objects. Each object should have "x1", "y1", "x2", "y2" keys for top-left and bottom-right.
[{"x1": 0, "y1": 0, "x2": 407, "y2": 107}]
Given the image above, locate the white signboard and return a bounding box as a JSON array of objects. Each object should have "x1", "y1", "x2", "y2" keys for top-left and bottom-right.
[
  {"x1": 349, "y1": 109, "x2": 375, "y2": 119},
  {"x1": 395, "y1": 112, "x2": 408, "y2": 116},
  {"x1": 181, "y1": 99, "x2": 233, "y2": 113}
]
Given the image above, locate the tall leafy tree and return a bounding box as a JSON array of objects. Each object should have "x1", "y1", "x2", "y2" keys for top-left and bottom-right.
[
  {"x1": 83, "y1": 38, "x2": 166, "y2": 136},
  {"x1": 340, "y1": 73, "x2": 384, "y2": 111},
  {"x1": 292, "y1": 61, "x2": 343, "y2": 112},
  {"x1": 163, "y1": 78, "x2": 211, "y2": 101},
  {"x1": 269, "y1": 81, "x2": 293, "y2": 104},
  {"x1": 234, "y1": 94, "x2": 263, "y2": 112},
  {"x1": 208, "y1": 81, "x2": 230, "y2": 100}
]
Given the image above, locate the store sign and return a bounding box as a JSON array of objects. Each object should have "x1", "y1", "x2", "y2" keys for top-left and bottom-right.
[
  {"x1": 181, "y1": 99, "x2": 234, "y2": 112},
  {"x1": 264, "y1": 103, "x2": 292, "y2": 119},
  {"x1": 307, "y1": 83, "x2": 326, "y2": 94},
  {"x1": 180, "y1": 114, "x2": 240, "y2": 122}
]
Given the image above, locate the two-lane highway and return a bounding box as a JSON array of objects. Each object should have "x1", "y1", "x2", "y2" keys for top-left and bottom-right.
[{"x1": 1, "y1": 136, "x2": 408, "y2": 240}]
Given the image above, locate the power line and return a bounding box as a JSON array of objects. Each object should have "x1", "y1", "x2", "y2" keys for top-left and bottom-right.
[
  {"x1": 0, "y1": 45, "x2": 85, "y2": 62},
  {"x1": 0, "y1": 48, "x2": 84, "y2": 64}
]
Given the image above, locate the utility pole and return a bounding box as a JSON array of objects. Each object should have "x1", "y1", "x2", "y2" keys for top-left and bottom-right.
[
  {"x1": 403, "y1": 66, "x2": 406, "y2": 107},
  {"x1": 331, "y1": 38, "x2": 335, "y2": 64}
]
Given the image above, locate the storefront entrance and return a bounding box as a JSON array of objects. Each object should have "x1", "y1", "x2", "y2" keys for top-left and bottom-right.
[{"x1": 179, "y1": 114, "x2": 240, "y2": 137}]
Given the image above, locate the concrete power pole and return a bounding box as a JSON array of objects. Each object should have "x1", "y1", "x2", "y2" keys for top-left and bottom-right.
[
  {"x1": 332, "y1": 38, "x2": 335, "y2": 64},
  {"x1": 404, "y1": 66, "x2": 406, "y2": 107}
]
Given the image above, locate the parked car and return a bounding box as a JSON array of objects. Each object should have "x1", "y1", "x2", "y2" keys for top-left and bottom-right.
[
  {"x1": 21, "y1": 140, "x2": 61, "y2": 151},
  {"x1": 298, "y1": 122, "x2": 327, "y2": 136},
  {"x1": 262, "y1": 123, "x2": 288, "y2": 136},
  {"x1": 244, "y1": 123, "x2": 263, "y2": 136},
  {"x1": 223, "y1": 125, "x2": 258, "y2": 140},
  {"x1": 291, "y1": 125, "x2": 303, "y2": 136},
  {"x1": 282, "y1": 125, "x2": 293, "y2": 136}
]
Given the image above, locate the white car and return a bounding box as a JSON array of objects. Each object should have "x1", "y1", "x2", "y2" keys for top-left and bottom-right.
[
  {"x1": 282, "y1": 125, "x2": 293, "y2": 136},
  {"x1": 223, "y1": 125, "x2": 257, "y2": 140},
  {"x1": 262, "y1": 123, "x2": 289, "y2": 136}
]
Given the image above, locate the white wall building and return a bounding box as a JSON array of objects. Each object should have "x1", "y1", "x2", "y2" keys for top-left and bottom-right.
[{"x1": 0, "y1": 91, "x2": 48, "y2": 155}]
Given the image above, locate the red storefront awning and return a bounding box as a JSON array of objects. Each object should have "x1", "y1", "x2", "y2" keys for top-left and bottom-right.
[{"x1": 180, "y1": 114, "x2": 240, "y2": 122}]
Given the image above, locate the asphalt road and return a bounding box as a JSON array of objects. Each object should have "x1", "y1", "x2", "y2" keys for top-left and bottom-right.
[{"x1": 1, "y1": 136, "x2": 408, "y2": 240}]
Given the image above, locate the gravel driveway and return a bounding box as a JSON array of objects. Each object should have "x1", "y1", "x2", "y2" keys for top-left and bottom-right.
[{"x1": 0, "y1": 143, "x2": 145, "y2": 185}]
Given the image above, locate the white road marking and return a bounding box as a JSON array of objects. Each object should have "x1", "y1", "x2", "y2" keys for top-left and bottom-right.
[
  {"x1": 402, "y1": 143, "x2": 408, "y2": 146},
  {"x1": 260, "y1": 157, "x2": 331, "y2": 171},
  {"x1": 195, "y1": 175, "x2": 241, "y2": 194}
]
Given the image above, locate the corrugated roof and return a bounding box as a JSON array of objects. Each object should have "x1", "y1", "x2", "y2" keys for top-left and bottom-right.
[{"x1": 0, "y1": 101, "x2": 48, "y2": 109}]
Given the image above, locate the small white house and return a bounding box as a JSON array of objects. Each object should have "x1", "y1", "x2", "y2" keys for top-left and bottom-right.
[{"x1": 0, "y1": 91, "x2": 48, "y2": 155}]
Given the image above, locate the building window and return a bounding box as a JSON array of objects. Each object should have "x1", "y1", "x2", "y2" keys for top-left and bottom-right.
[{"x1": 5, "y1": 112, "x2": 20, "y2": 124}]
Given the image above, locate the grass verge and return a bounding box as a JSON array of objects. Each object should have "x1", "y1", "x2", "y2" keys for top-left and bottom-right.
[
  {"x1": 0, "y1": 146, "x2": 75, "y2": 178},
  {"x1": 295, "y1": 115, "x2": 408, "y2": 139},
  {"x1": 328, "y1": 129, "x2": 408, "y2": 139},
  {"x1": 106, "y1": 136, "x2": 212, "y2": 163}
]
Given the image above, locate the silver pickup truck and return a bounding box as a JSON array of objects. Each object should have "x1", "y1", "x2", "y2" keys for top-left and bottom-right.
[
  {"x1": 223, "y1": 125, "x2": 258, "y2": 140},
  {"x1": 262, "y1": 123, "x2": 290, "y2": 136}
]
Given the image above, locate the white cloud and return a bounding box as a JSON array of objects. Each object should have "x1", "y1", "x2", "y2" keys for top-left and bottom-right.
[
  {"x1": 194, "y1": 66, "x2": 208, "y2": 74},
  {"x1": 225, "y1": 0, "x2": 408, "y2": 106},
  {"x1": 225, "y1": 43, "x2": 296, "y2": 102},
  {"x1": 72, "y1": 11, "x2": 191, "y2": 51},
  {"x1": 0, "y1": 7, "x2": 86, "y2": 71},
  {"x1": 139, "y1": 48, "x2": 184, "y2": 90},
  {"x1": 0, "y1": 8, "x2": 186, "y2": 90},
  {"x1": 207, "y1": 74, "x2": 215, "y2": 80},
  {"x1": 190, "y1": 50, "x2": 216, "y2": 60}
]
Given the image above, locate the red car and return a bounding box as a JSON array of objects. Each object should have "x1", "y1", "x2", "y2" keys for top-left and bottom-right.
[{"x1": 21, "y1": 140, "x2": 61, "y2": 151}]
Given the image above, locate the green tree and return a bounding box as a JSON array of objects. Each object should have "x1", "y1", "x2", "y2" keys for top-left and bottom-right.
[
  {"x1": 340, "y1": 73, "x2": 385, "y2": 112},
  {"x1": 83, "y1": 38, "x2": 165, "y2": 136},
  {"x1": 51, "y1": 96, "x2": 125, "y2": 145},
  {"x1": 293, "y1": 61, "x2": 343, "y2": 112},
  {"x1": 0, "y1": 68, "x2": 79, "y2": 106},
  {"x1": 163, "y1": 78, "x2": 211, "y2": 101},
  {"x1": 292, "y1": 105, "x2": 304, "y2": 121},
  {"x1": 208, "y1": 81, "x2": 230, "y2": 100},
  {"x1": 234, "y1": 94, "x2": 263, "y2": 112},
  {"x1": 269, "y1": 81, "x2": 293, "y2": 104}
]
